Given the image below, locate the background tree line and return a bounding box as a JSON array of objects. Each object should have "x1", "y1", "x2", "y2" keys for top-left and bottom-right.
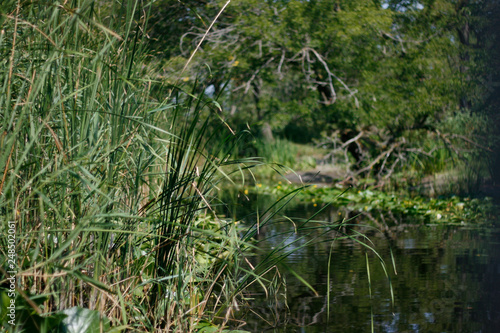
[{"x1": 148, "y1": 0, "x2": 500, "y2": 187}]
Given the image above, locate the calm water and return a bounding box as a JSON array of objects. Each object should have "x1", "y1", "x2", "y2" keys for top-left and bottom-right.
[{"x1": 223, "y1": 194, "x2": 500, "y2": 333}]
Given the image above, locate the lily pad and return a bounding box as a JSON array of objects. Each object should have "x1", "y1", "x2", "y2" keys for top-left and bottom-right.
[{"x1": 58, "y1": 307, "x2": 110, "y2": 333}]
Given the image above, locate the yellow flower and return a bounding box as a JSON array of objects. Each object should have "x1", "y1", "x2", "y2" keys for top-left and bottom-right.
[
  {"x1": 313, "y1": 203, "x2": 317, "y2": 207},
  {"x1": 313, "y1": 185, "x2": 317, "y2": 188},
  {"x1": 312, "y1": 198, "x2": 316, "y2": 202},
  {"x1": 257, "y1": 183, "x2": 262, "y2": 187},
  {"x1": 278, "y1": 181, "x2": 282, "y2": 184},
  {"x1": 244, "y1": 189, "x2": 249, "y2": 195},
  {"x1": 277, "y1": 185, "x2": 281, "y2": 190},
  {"x1": 232, "y1": 60, "x2": 239, "y2": 67},
  {"x1": 182, "y1": 77, "x2": 189, "y2": 82}
]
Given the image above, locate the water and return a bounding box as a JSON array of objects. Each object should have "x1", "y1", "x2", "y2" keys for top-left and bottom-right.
[{"x1": 223, "y1": 194, "x2": 500, "y2": 332}]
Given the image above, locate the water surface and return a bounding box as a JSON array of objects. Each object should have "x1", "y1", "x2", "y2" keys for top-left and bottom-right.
[{"x1": 224, "y1": 195, "x2": 500, "y2": 332}]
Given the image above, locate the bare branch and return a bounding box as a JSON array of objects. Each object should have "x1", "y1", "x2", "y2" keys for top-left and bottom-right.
[
  {"x1": 380, "y1": 29, "x2": 442, "y2": 49},
  {"x1": 303, "y1": 47, "x2": 336, "y2": 104},
  {"x1": 277, "y1": 49, "x2": 286, "y2": 79},
  {"x1": 304, "y1": 47, "x2": 359, "y2": 107},
  {"x1": 321, "y1": 131, "x2": 366, "y2": 164},
  {"x1": 448, "y1": 133, "x2": 493, "y2": 152},
  {"x1": 404, "y1": 147, "x2": 438, "y2": 157},
  {"x1": 243, "y1": 56, "x2": 275, "y2": 94},
  {"x1": 383, "y1": 155, "x2": 401, "y2": 180},
  {"x1": 340, "y1": 131, "x2": 365, "y2": 149},
  {"x1": 380, "y1": 31, "x2": 406, "y2": 53}
]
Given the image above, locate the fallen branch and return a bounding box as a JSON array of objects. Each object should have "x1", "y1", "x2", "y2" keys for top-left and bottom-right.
[
  {"x1": 340, "y1": 131, "x2": 365, "y2": 149},
  {"x1": 354, "y1": 141, "x2": 402, "y2": 177},
  {"x1": 448, "y1": 133, "x2": 493, "y2": 152}
]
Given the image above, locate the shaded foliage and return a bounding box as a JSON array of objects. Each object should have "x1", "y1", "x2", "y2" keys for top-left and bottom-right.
[{"x1": 149, "y1": 0, "x2": 499, "y2": 185}]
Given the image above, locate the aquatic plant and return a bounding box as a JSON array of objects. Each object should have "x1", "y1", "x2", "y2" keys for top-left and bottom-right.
[{"x1": 250, "y1": 183, "x2": 495, "y2": 225}]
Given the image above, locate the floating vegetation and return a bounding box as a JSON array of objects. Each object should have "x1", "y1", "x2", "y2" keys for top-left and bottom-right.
[{"x1": 244, "y1": 183, "x2": 496, "y2": 225}]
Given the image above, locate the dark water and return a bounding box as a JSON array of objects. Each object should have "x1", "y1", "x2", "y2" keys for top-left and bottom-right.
[{"x1": 222, "y1": 194, "x2": 500, "y2": 333}]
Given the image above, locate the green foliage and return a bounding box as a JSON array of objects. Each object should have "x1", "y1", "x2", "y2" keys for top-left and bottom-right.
[
  {"x1": 0, "y1": 0, "x2": 160, "y2": 329},
  {"x1": 248, "y1": 183, "x2": 495, "y2": 225},
  {"x1": 149, "y1": 0, "x2": 499, "y2": 183},
  {"x1": 253, "y1": 138, "x2": 297, "y2": 168}
]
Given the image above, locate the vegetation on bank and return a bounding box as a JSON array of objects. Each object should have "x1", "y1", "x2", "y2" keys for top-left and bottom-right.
[
  {"x1": 150, "y1": 0, "x2": 500, "y2": 188},
  {"x1": 237, "y1": 182, "x2": 496, "y2": 225},
  {"x1": 0, "y1": 1, "x2": 267, "y2": 331}
]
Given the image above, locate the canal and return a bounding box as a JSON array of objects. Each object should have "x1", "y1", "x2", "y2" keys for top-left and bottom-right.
[{"x1": 223, "y1": 193, "x2": 500, "y2": 332}]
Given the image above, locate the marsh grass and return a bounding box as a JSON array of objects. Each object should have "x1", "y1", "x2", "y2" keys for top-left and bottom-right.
[
  {"x1": 0, "y1": 0, "x2": 244, "y2": 330},
  {"x1": 0, "y1": 1, "x2": 291, "y2": 331}
]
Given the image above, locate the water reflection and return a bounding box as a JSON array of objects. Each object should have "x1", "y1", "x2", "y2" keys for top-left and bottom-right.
[{"x1": 224, "y1": 196, "x2": 500, "y2": 332}]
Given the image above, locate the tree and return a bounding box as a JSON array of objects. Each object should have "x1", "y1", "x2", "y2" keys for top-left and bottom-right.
[{"x1": 149, "y1": 0, "x2": 498, "y2": 183}]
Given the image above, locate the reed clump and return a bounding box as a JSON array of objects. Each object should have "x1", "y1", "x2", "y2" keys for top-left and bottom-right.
[{"x1": 0, "y1": 1, "x2": 253, "y2": 331}]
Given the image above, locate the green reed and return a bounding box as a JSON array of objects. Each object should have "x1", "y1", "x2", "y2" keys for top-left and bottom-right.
[{"x1": 0, "y1": 1, "x2": 273, "y2": 331}]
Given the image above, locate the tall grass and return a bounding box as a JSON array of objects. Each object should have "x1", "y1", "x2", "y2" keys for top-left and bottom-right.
[
  {"x1": 0, "y1": 0, "x2": 153, "y2": 330},
  {"x1": 0, "y1": 1, "x2": 288, "y2": 331},
  {"x1": 0, "y1": 0, "x2": 231, "y2": 331},
  {"x1": 0, "y1": 1, "x2": 390, "y2": 332},
  {"x1": 254, "y1": 138, "x2": 298, "y2": 168}
]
